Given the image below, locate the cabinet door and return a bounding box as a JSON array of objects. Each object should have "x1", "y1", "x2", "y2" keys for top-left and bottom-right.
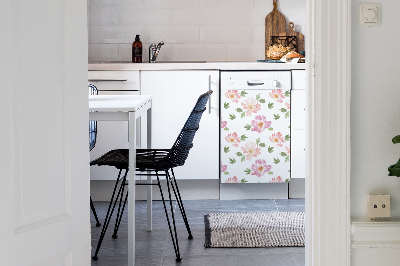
[
  {"x1": 291, "y1": 129, "x2": 305, "y2": 178},
  {"x1": 141, "y1": 70, "x2": 219, "y2": 180},
  {"x1": 291, "y1": 90, "x2": 306, "y2": 130}
]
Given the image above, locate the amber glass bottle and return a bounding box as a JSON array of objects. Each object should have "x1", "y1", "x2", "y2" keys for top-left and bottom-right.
[{"x1": 132, "y1": 35, "x2": 142, "y2": 63}]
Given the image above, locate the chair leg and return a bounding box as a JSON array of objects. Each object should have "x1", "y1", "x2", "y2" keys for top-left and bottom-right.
[
  {"x1": 156, "y1": 171, "x2": 182, "y2": 262},
  {"x1": 90, "y1": 196, "x2": 101, "y2": 227},
  {"x1": 112, "y1": 178, "x2": 128, "y2": 239},
  {"x1": 168, "y1": 169, "x2": 193, "y2": 239},
  {"x1": 92, "y1": 169, "x2": 128, "y2": 261}
]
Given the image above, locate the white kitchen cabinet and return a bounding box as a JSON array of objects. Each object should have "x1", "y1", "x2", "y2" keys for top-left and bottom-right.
[
  {"x1": 141, "y1": 70, "x2": 219, "y2": 180},
  {"x1": 291, "y1": 70, "x2": 306, "y2": 179},
  {"x1": 88, "y1": 71, "x2": 141, "y2": 180}
]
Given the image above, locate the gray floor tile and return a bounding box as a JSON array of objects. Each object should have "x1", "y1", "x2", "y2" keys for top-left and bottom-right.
[{"x1": 91, "y1": 199, "x2": 305, "y2": 266}]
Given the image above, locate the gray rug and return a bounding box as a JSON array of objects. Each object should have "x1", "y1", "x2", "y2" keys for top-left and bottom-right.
[{"x1": 204, "y1": 212, "x2": 305, "y2": 248}]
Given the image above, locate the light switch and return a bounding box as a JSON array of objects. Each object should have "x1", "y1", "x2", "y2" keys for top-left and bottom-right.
[{"x1": 359, "y1": 3, "x2": 381, "y2": 26}]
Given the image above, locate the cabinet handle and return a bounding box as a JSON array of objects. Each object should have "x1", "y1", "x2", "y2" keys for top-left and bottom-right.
[
  {"x1": 208, "y1": 75, "x2": 211, "y2": 114},
  {"x1": 247, "y1": 81, "x2": 264, "y2": 86},
  {"x1": 88, "y1": 79, "x2": 127, "y2": 82}
]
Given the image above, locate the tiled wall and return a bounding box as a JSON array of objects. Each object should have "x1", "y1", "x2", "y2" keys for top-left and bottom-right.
[{"x1": 88, "y1": 0, "x2": 306, "y2": 62}]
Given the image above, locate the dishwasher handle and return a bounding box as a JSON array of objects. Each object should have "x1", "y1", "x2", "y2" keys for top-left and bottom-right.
[{"x1": 247, "y1": 81, "x2": 265, "y2": 86}]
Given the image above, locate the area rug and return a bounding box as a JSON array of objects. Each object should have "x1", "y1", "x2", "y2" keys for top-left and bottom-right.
[{"x1": 204, "y1": 212, "x2": 305, "y2": 248}]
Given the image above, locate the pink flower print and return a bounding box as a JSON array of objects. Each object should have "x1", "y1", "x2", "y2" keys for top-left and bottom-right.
[
  {"x1": 285, "y1": 146, "x2": 290, "y2": 154},
  {"x1": 269, "y1": 176, "x2": 283, "y2": 183},
  {"x1": 221, "y1": 162, "x2": 227, "y2": 173},
  {"x1": 241, "y1": 98, "x2": 261, "y2": 117},
  {"x1": 251, "y1": 115, "x2": 272, "y2": 133},
  {"x1": 269, "y1": 89, "x2": 285, "y2": 103},
  {"x1": 225, "y1": 176, "x2": 240, "y2": 183},
  {"x1": 251, "y1": 159, "x2": 272, "y2": 177},
  {"x1": 241, "y1": 141, "x2": 261, "y2": 161},
  {"x1": 225, "y1": 132, "x2": 241, "y2": 147},
  {"x1": 285, "y1": 102, "x2": 290, "y2": 109},
  {"x1": 221, "y1": 117, "x2": 227, "y2": 129},
  {"x1": 225, "y1": 90, "x2": 241, "y2": 103},
  {"x1": 269, "y1": 132, "x2": 285, "y2": 147}
]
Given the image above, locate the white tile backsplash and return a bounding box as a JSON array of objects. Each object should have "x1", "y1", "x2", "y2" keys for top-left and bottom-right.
[
  {"x1": 88, "y1": 0, "x2": 305, "y2": 62},
  {"x1": 119, "y1": 8, "x2": 173, "y2": 26},
  {"x1": 173, "y1": 8, "x2": 226, "y2": 26}
]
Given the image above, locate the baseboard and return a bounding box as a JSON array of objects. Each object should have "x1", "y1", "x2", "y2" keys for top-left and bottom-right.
[
  {"x1": 289, "y1": 178, "x2": 305, "y2": 198},
  {"x1": 351, "y1": 220, "x2": 400, "y2": 266},
  {"x1": 90, "y1": 179, "x2": 220, "y2": 201},
  {"x1": 220, "y1": 183, "x2": 289, "y2": 200}
]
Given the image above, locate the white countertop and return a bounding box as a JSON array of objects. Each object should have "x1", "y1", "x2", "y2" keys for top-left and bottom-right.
[{"x1": 89, "y1": 62, "x2": 306, "y2": 71}]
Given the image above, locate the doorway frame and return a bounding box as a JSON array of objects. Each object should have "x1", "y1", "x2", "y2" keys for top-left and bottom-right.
[{"x1": 306, "y1": 0, "x2": 351, "y2": 265}]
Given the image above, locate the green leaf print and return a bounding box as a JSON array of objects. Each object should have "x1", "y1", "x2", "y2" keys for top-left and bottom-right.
[
  {"x1": 273, "y1": 114, "x2": 280, "y2": 120},
  {"x1": 285, "y1": 111, "x2": 290, "y2": 119},
  {"x1": 268, "y1": 127, "x2": 273, "y2": 131},
  {"x1": 256, "y1": 93, "x2": 261, "y2": 101},
  {"x1": 259, "y1": 143, "x2": 266, "y2": 147},
  {"x1": 224, "y1": 127, "x2": 229, "y2": 131},
  {"x1": 256, "y1": 137, "x2": 260, "y2": 145},
  {"x1": 285, "y1": 134, "x2": 290, "y2": 141},
  {"x1": 280, "y1": 108, "x2": 287, "y2": 113},
  {"x1": 241, "y1": 112, "x2": 245, "y2": 118},
  {"x1": 259, "y1": 99, "x2": 266, "y2": 103},
  {"x1": 268, "y1": 146, "x2": 274, "y2": 153},
  {"x1": 240, "y1": 178, "x2": 248, "y2": 183},
  {"x1": 268, "y1": 171, "x2": 273, "y2": 175},
  {"x1": 236, "y1": 108, "x2": 243, "y2": 112},
  {"x1": 229, "y1": 158, "x2": 236, "y2": 164},
  {"x1": 241, "y1": 156, "x2": 246, "y2": 162},
  {"x1": 224, "y1": 102, "x2": 230, "y2": 109},
  {"x1": 236, "y1": 152, "x2": 243, "y2": 157},
  {"x1": 273, "y1": 158, "x2": 280, "y2": 164},
  {"x1": 280, "y1": 152, "x2": 287, "y2": 157},
  {"x1": 240, "y1": 91, "x2": 248, "y2": 97},
  {"x1": 244, "y1": 168, "x2": 251, "y2": 175},
  {"x1": 224, "y1": 146, "x2": 230, "y2": 153},
  {"x1": 285, "y1": 156, "x2": 290, "y2": 162},
  {"x1": 224, "y1": 172, "x2": 229, "y2": 175},
  {"x1": 244, "y1": 124, "x2": 251, "y2": 130},
  {"x1": 229, "y1": 114, "x2": 236, "y2": 120},
  {"x1": 268, "y1": 102, "x2": 274, "y2": 109},
  {"x1": 285, "y1": 179, "x2": 290, "y2": 182},
  {"x1": 240, "y1": 134, "x2": 248, "y2": 141},
  {"x1": 285, "y1": 90, "x2": 290, "y2": 97}
]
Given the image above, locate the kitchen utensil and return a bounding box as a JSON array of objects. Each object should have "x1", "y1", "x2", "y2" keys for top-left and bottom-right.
[
  {"x1": 265, "y1": 0, "x2": 287, "y2": 59},
  {"x1": 279, "y1": 22, "x2": 304, "y2": 52}
]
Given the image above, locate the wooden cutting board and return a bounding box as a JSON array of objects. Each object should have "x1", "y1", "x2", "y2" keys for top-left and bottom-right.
[
  {"x1": 265, "y1": 0, "x2": 286, "y2": 59},
  {"x1": 279, "y1": 22, "x2": 304, "y2": 52}
]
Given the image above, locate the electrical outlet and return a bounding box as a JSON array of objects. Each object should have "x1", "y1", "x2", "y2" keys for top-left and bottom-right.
[{"x1": 368, "y1": 194, "x2": 391, "y2": 219}]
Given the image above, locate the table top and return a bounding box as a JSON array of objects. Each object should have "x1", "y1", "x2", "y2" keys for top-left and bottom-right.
[{"x1": 89, "y1": 95, "x2": 152, "y2": 112}]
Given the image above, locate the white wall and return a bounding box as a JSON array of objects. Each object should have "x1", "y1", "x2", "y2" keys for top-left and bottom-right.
[
  {"x1": 351, "y1": 0, "x2": 400, "y2": 220},
  {"x1": 351, "y1": 1, "x2": 400, "y2": 264},
  {"x1": 87, "y1": 0, "x2": 305, "y2": 62}
]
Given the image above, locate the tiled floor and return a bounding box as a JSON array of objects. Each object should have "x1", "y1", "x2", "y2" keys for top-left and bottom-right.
[{"x1": 91, "y1": 199, "x2": 305, "y2": 266}]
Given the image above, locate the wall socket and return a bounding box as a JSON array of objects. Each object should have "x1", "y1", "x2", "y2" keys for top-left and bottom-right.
[{"x1": 367, "y1": 194, "x2": 391, "y2": 219}]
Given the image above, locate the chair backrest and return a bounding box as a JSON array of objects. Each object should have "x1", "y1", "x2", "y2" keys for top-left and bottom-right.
[
  {"x1": 89, "y1": 84, "x2": 98, "y2": 151},
  {"x1": 163, "y1": 90, "x2": 213, "y2": 169}
]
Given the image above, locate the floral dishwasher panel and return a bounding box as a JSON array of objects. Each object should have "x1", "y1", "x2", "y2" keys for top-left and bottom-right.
[{"x1": 221, "y1": 89, "x2": 291, "y2": 184}]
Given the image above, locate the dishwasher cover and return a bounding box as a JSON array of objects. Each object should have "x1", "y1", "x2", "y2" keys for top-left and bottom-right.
[{"x1": 221, "y1": 88, "x2": 290, "y2": 184}]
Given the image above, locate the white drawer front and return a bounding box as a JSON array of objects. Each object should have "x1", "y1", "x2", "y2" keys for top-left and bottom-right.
[
  {"x1": 292, "y1": 70, "x2": 306, "y2": 90},
  {"x1": 291, "y1": 129, "x2": 305, "y2": 179},
  {"x1": 88, "y1": 71, "x2": 140, "y2": 91},
  {"x1": 291, "y1": 90, "x2": 306, "y2": 130}
]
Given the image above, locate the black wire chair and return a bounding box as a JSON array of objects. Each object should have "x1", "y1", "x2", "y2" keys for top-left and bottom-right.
[
  {"x1": 90, "y1": 90, "x2": 213, "y2": 262},
  {"x1": 89, "y1": 84, "x2": 101, "y2": 227}
]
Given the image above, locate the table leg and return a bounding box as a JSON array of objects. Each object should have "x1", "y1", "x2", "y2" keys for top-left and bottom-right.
[
  {"x1": 128, "y1": 112, "x2": 136, "y2": 266},
  {"x1": 147, "y1": 105, "x2": 152, "y2": 232}
]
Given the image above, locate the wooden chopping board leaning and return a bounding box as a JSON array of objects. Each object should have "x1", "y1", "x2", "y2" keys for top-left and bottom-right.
[
  {"x1": 280, "y1": 22, "x2": 304, "y2": 53},
  {"x1": 265, "y1": 0, "x2": 286, "y2": 59}
]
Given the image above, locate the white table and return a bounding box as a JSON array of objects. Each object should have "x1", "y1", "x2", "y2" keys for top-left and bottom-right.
[{"x1": 89, "y1": 95, "x2": 152, "y2": 266}]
